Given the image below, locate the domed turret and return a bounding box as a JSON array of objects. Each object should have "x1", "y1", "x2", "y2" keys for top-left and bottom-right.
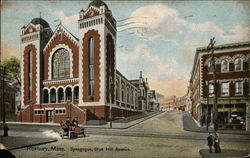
[
  {"x1": 30, "y1": 17, "x2": 50, "y2": 28},
  {"x1": 88, "y1": 0, "x2": 109, "y2": 9}
]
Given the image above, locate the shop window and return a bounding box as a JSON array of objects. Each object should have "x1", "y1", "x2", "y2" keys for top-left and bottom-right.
[
  {"x1": 221, "y1": 82, "x2": 229, "y2": 96},
  {"x1": 235, "y1": 81, "x2": 243, "y2": 95}
]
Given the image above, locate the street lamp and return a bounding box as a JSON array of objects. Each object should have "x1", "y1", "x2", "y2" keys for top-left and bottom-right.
[{"x1": 206, "y1": 37, "x2": 219, "y2": 132}]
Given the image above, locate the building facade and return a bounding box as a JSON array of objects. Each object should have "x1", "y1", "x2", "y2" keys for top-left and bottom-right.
[
  {"x1": 18, "y1": 0, "x2": 157, "y2": 124},
  {"x1": 189, "y1": 41, "x2": 250, "y2": 131}
]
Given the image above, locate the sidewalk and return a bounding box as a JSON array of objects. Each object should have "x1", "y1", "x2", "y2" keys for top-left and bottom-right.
[
  {"x1": 82, "y1": 111, "x2": 163, "y2": 129},
  {"x1": 0, "y1": 136, "x2": 57, "y2": 150},
  {"x1": 6, "y1": 111, "x2": 163, "y2": 130},
  {"x1": 199, "y1": 149, "x2": 249, "y2": 158},
  {"x1": 182, "y1": 111, "x2": 249, "y2": 135}
]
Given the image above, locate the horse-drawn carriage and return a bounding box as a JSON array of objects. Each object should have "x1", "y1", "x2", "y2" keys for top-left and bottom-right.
[{"x1": 60, "y1": 121, "x2": 86, "y2": 139}]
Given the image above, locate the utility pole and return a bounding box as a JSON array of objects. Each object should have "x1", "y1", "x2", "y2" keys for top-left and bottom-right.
[
  {"x1": 1, "y1": 66, "x2": 6, "y2": 124},
  {"x1": 207, "y1": 37, "x2": 218, "y2": 131}
]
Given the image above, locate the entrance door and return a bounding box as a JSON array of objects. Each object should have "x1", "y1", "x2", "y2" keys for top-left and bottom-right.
[{"x1": 46, "y1": 110, "x2": 54, "y2": 123}]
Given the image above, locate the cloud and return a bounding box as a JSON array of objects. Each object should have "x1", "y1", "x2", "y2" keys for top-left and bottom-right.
[
  {"x1": 147, "y1": 75, "x2": 188, "y2": 97},
  {"x1": 118, "y1": 44, "x2": 187, "y2": 80},
  {"x1": 223, "y1": 25, "x2": 250, "y2": 40},
  {"x1": 118, "y1": 3, "x2": 250, "y2": 97},
  {"x1": 54, "y1": 11, "x2": 78, "y2": 25},
  {"x1": 1, "y1": 1, "x2": 23, "y2": 11},
  {"x1": 117, "y1": 44, "x2": 189, "y2": 96},
  {"x1": 123, "y1": 3, "x2": 250, "y2": 42},
  {"x1": 1, "y1": 43, "x2": 20, "y2": 61}
]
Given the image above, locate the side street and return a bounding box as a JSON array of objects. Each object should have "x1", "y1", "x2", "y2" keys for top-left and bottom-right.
[{"x1": 1, "y1": 111, "x2": 249, "y2": 158}]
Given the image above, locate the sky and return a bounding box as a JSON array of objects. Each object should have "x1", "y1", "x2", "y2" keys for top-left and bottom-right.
[{"x1": 1, "y1": 0, "x2": 250, "y2": 97}]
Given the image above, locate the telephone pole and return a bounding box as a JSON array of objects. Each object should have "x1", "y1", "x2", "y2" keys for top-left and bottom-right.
[
  {"x1": 1, "y1": 65, "x2": 6, "y2": 124},
  {"x1": 207, "y1": 37, "x2": 218, "y2": 131}
]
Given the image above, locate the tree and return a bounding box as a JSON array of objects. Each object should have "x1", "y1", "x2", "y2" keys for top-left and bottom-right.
[
  {"x1": 1, "y1": 56, "x2": 21, "y2": 87},
  {"x1": 0, "y1": 56, "x2": 21, "y2": 124}
]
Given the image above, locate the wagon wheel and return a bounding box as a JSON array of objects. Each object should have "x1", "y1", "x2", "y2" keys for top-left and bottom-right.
[
  {"x1": 69, "y1": 131, "x2": 72, "y2": 139},
  {"x1": 59, "y1": 131, "x2": 64, "y2": 139}
]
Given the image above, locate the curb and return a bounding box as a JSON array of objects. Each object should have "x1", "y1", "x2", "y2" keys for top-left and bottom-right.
[
  {"x1": 199, "y1": 149, "x2": 205, "y2": 158},
  {"x1": 82, "y1": 111, "x2": 164, "y2": 129}
]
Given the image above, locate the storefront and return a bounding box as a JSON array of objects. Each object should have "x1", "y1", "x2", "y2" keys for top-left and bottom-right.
[
  {"x1": 218, "y1": 104, "x2": 246, "y2": 130},
  {"x1": 201, "y1": 103, "x2": 246, "y2": 130}
]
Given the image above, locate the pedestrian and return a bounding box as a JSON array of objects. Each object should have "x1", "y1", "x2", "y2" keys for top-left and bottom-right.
[
  {"x1": 214, "y1": 132, "x2": 221, "y2": 153},
  {"x1": 207, "y1": 132, "x2": 214, "y2": 153}
]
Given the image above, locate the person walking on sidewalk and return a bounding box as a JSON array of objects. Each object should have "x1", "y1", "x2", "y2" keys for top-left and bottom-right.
[
  {"x1": 207, "y1": 132, "x2": 214, "y2": 153},
  {"x1": 214, "y1": 132, "x2": 221, "y2": 153}
]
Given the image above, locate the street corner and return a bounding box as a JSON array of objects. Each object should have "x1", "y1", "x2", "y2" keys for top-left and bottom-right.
[
  {"x1": 199, "y1": 149, "x2": 249, "y2": 158},
  {"x1": 0, "y1": 136, "x2": 57, "y2": 150}
]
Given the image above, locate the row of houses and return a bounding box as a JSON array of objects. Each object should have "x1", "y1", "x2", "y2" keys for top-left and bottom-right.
[{"x1": 187, "y1": 41, "x2": 250, "y2": 131}]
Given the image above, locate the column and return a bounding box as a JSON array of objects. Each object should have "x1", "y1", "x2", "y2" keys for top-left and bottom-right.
[
  {"x1": 48, "y1": 92, "x2": 51, "y2": 104},
  {"x1": 119, "y1": 78, "x2": 121, "y2": 106},
  {"x1": 64, "y1": 90, "x2": 66, "y2": 103},
  {"x1": 71, "y1": 89, "x2": 74, "y2": 103},
  {"x1": 56, "y1": 90, "x2": 58, "y2": 103}
]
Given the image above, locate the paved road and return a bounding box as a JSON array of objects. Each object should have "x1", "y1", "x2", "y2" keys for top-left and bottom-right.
[
  {"x1": 3, "y1": 111, "x2": 248, "y2": 142},
  {"x1": 4, "y1": 111, "x2": 249, "y2": 158}
]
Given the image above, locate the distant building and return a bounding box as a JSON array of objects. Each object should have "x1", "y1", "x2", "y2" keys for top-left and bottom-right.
[
  {"x1": 159, "y1": 96, "x2": 175, "y2": 111},
  {"x1": 148, "y1": 90, "x2": 160, "y2": 111},
  {"x1": 189, "y1": 41, "x2": 250, "y2": 131},
  {"x1": 175, "y1": 95, "x2": 188, "y2": 111}
]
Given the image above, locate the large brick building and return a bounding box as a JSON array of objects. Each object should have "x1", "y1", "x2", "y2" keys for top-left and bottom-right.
[
  {"x1": 189, "y1": 41, "x2": 250, "y2": 131},
  {"x1": 18, "y1": 0, "x2": 157, "y2": 124}
]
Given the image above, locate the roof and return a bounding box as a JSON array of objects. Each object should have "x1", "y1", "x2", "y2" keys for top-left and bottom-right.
[
  {"x1": 196, "y1": 41, "x2": 250, "y2": 52},
  {"x1": 88, "y1": 0, "x2": 109, "y2": 9},
  {"x1": 190, "y1": 41, "x2": 250, "y2": 82},
  {"x1": 31, "y1": 17, "x2": 50, "y2": 28}
]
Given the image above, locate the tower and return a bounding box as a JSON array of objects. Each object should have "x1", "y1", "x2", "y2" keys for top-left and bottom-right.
[
  {"x1": 78, "y1": 0, "x2": 117, "y2": 120},
  {"x1": 20, "y1": 17, "x2": 52, "y2": 107}
]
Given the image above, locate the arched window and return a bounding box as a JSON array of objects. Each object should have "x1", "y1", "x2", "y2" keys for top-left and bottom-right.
[
  {"x1": 28, "y1": 51, "x2": 32, "y2": 102},
  {"x1": 122, "y1": 84, "x2": 125, "y2": 102},
  {"x1": 43, "y1": 89, "x2": 48, "y2": 103},
  {"x1": 50, "y1": 89, "x2": 56, "y2": 103},
  {"x1": 234, "y1": 57, "x2": 242, "y2": 71},
  {"x1": 116, "y1": 81, "x2": 119, "y2": 100},
  {"x1": 74, "y1": 86, "x2": 79, "y2": 100},
  {"x1": 221, "y1": 59, "x2": 228, "y2": 72},
  {"x1": 89, "y1": 37, "x2": 94, "y2": 97},
  {"x1": 52, "y1": 48, "x2": 70, "y2": 79},
  {"x1": 131, "y1": 89, "x2": 134, "y2": 104},
  {"x1": 127, "y1": 87, "x2": 130, "y2": 103}
]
